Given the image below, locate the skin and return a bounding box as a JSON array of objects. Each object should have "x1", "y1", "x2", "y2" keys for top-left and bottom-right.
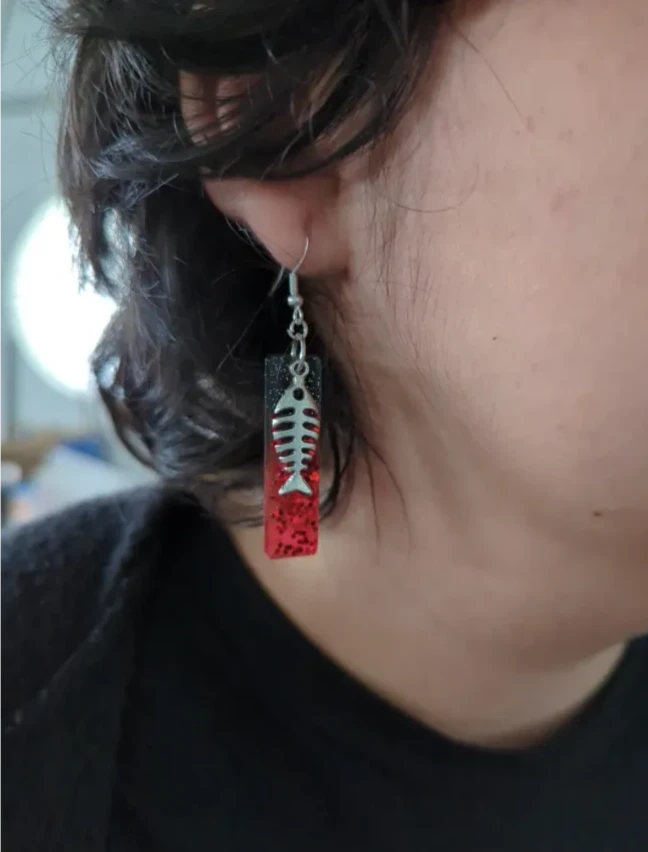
[{"x1": 184, "y1": 0, "x2": 648, "y2": 748}]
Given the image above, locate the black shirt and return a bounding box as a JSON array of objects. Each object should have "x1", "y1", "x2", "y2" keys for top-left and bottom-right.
[{"x1": 107, "y1": 498, "x2": 648, "y2": 851}]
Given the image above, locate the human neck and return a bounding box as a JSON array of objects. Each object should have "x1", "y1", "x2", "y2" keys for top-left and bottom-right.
[{"x1": 232, "y1": 379, "x2": 636, "y2": 749}]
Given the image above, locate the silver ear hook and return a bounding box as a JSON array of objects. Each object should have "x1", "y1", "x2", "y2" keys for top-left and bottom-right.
[
  {"x1": 267, "y1": 237, "x2": 310, "y2": 300},
  {"x1": 286, "y1": 237, "x2": 311, "y2": 375},
  {"x1": 287, "y1": 237, "x2": 309, "y2": 307}
]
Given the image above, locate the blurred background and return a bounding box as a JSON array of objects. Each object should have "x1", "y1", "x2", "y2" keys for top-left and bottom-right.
[{"x1": 2, "y1": 0, "x2": 154, "y2": 526}]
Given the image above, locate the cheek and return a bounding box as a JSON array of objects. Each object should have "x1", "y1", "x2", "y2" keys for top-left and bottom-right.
[
  {"x1": 401, "y1": 0, "x2": 648, "y2": 539},
  {"x1": 453, "y1": 275, "x2": 648, "y2": 530},
  {"x1": 423, "y1": 166, "x2": 648, "y2": 544}
]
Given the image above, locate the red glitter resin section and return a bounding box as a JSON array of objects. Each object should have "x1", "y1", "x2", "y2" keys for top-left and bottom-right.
[{"x1": 264, "y1": 443, "x2": 320, "y2": 559}]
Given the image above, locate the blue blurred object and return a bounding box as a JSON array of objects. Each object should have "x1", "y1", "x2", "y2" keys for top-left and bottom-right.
[{"x1": 62, "y1": 436, "x2": 106, "y2": 461}]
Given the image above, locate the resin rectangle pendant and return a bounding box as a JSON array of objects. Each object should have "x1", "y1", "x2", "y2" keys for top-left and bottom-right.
[{"x1": 264, "y1": 355, "x2": 322, "y2": 559}]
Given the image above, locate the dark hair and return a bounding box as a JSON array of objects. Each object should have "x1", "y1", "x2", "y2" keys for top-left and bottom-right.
[{"x1": 54, "y1": 0, "x2": 444, "y2": 521}]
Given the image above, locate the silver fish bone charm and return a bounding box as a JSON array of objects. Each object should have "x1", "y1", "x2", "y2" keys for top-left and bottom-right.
[{"x1": 272, "y1": 372, "x2": 321, "y2": 496}]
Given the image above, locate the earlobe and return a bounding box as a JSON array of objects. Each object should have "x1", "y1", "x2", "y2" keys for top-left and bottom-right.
[
  {"x1": 202, "y1": 174, "x2": 345, "y2": 277},
  {"x1": 202, "y1": 177, "x2": 309, "y2": 269}
]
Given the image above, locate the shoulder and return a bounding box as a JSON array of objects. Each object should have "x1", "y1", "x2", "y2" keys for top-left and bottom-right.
[{"x1": 1, "y1": 486, "x2": 192, "y2": 727}]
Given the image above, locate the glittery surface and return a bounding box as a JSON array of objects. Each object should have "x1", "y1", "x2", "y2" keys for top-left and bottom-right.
[{"x1": 264, "y1": 356, "x2": 321, "y2": 559}]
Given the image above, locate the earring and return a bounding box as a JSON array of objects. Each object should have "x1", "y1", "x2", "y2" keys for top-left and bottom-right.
[{"x1": 264, "y1": 239, "x2": 321, "y2": 559}]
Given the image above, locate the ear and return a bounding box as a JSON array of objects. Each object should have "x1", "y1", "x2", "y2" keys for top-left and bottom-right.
[{"x1": 179, "y1": 71, "x2": 348, "y2": 278}]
